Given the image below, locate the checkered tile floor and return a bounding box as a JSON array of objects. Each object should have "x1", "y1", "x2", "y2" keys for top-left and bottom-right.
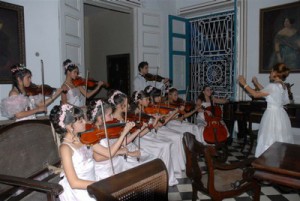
[{"x1": 168, "y1": 139, "x2": 300, "y2": 201}]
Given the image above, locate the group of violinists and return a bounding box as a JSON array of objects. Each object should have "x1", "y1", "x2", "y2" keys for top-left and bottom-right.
[{"x1": 0, "y1": 60, "x2": 294, "y2": 200}]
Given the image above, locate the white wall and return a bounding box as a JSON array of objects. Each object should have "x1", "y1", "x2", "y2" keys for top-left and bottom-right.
[
  {"x1": 140, "y1": 0, "x2": 177, "y2": 77},
  {"x1": 0, "y1": 0, "x2": 62, "y2": 120}
]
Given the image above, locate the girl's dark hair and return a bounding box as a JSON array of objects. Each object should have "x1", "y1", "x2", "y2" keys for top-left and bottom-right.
[
  {"x1": 10, "y1": 64, "x2": 32, "y2": 94},
  {"x1": 63, "y1": 59, "x2": 78, "y2": 75},
  {"x1": 168, "y1": 88, "x2": 178, "y2": 94},
  {"x1": 272, "y1": 63, "x2": 290, "y2": 81},
  {"x1": 130, "y1": 90, "x2": 149, "y2": 112},
  {"x1": 87, "y1": 99, "x2": 111, "y2": 123},
  {"x1": 50, "y1": 104, "x2": 84, "y2": 136},
  {"x1": 197, "y1": 85, "x2": 211, "y2": 103},
  {"x1": 107, "y1": 90, "x2": 127, "y2": 111},
  {"x1": 138, "y1": 61, "x2": 148, "y2": 72},
  {"x1": 144, "y1": 86, "x2": 161, "y2": 103}
]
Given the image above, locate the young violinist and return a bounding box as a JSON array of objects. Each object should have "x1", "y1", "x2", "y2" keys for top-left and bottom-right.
[
  {"x1": 61, "y1": 59, "x2": 104, "y2": 107},
  {"x1": 0, "y1": 64, "x2": 62, "y2": 121},
  {"x1": 142, "y1": 87, "x2": 188, "y2": 178},
  {"x1": 49, "y1": 104, "x2": 135, "y2": 200},
  {"x1": 109, "y1": 89, "x2": 179, "y2": 186},
  {"x1": 133, "y1": 61, "x2": 169, "y2": 92},
  {"x1": 238, "y1": 63, "x2": 293, "y2": 157},
  {"x1": 87, "y1": 99, "x2": 153, "y2": 180},
  {"x1": 147, "y1": 88, "x2": 205, "y2": 143}
]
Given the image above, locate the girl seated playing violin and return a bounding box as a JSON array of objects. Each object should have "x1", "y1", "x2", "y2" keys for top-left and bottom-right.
[
  {"x1": 108, "y1": 89, "x2": 179, "y2": 186},
  {"x1": 87, "y1": 99, "x2": 153, "y2": 180},
  {"x1": 0, "y1": 64, "x2": 62, "y2": 121},
  {"x1": 142, "y1": 87, "x2": 187, "y2": 179},
  {"x1": 146, "y1": 88, "x2": 204, "y2": 142},
  {"x1": 61, "y1": 59, "x2": 104, "y2": 108},
  {"x1": 50, "y1": 104, "x2": 135, "y2": 201}
]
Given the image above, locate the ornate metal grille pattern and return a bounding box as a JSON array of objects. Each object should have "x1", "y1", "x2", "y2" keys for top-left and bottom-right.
[{"x1": 189, "y1": 11, "x2": 235, "y2": 101}]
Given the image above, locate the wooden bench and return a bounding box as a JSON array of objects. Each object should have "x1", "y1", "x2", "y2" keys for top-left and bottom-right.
[
  {"x1": 87, "y1": 158, "x2": 169, "y2": 201},
  {"x1": 0, "y1": 119, "x2": 63, "y2": 201}
]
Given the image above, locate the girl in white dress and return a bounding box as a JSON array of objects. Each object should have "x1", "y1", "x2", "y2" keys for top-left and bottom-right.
[
  {"x1": 109, "y1": 90, "x2": 179, "y2": 186},
  {"x1": 154, "y1": 87, "x2": 205, "y2": 143},
  {"x1": 238, "y1": 63, "x2": 294, "y2": 157},
  {"x1": 1, "y1": 64, "x2": 62, "y2": 121},
  {"x1": 61, "y1": 59, "x2": 104, "y2": 108},
  {"x1": 195, "y1": 85, "x2": 229, "y2": 144},
  {"x1": 87, "y1": 99, "x2": 154, "y2": 180},
  {"x1": 138, "y1": 88, "x2": 187, "y2": 178},
  {"x1": 50, "y1": 104, "x2": 135, "y2": 200}
]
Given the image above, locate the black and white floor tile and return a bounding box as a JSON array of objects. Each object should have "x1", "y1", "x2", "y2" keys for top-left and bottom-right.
[{"x1": 168, "y1": 140, "x2": 300, "y2": 201}]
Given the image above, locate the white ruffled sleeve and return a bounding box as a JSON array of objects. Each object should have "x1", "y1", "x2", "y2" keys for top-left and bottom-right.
[{"x1": 0, "y1": 95, "x2": 30, "y2": 118}]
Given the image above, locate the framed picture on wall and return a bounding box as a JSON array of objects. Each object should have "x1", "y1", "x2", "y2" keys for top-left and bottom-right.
[
  {"x1": 0, "y1": 2, "x2": 25, "y2": 83},
  {"x1": 259, "y1": 1, "x2": 300, "y2": 73}
]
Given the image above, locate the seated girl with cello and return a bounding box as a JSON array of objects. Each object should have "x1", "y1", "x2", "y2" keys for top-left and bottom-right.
[
  {"x1": 61, "y1": 59, "x2": 105, "y2": 108},
  {"x1": 49, "y1": 104, "x2": 135, "y2": 201},
  {"x1": 87, "y1": 99, "x2": 154, "y2": 180},
  {"x1": 0, "y1": 64, "x2": 62, "y2": 121},
  {"x1": 109, "y1": 89, "x2": 179, "y2": 186},
  {"x1": 196, "y1": 85, "x2": 229, "y2": 144}
]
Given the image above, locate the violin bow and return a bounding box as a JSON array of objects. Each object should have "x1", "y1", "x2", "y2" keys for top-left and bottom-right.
[
  {"x1": 154, "y1": 66, "x2": 159, "y2": 88},
  {"x1": 137, "y1": 106, "x2": 142, "y2": 162},
  {"x1": 100, "y1": 101, "x2": 115, "y2": 174},
  {"x1": 123, "y1": 98, "x2": 128, "y2": 161},
  {"x1": 41, "y1": 60, "x2": 46, "y2": 116},
  {"x1": 84, "y1": 70, "x2": 89, "y2": 107}
]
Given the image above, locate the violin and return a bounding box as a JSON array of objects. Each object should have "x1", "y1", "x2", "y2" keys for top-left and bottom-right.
[
  {"x1": 144, "y1": 104, "x2": 173, "y2": 115},
  {"x1": 72, "y1": 76, "x2": 110, "y2": 88},
  {"x1": 143, "y1": 73, "x2": 172, "y2": 84},
  {"x1": 127, "y1": 112, "x2": 154, "y2": 131},
  {"x1": 170, "y1": 98, "x2": 196, "y2": 113},
  {"x1": 203, "y1": 105, "x2": 228, "y2": 144},
  {"x1": 79, "y1": 122, "x2": 125, "y2": 145},
  {"x1": 25, "y1": 83, "x2": 56, "y2": 96}
]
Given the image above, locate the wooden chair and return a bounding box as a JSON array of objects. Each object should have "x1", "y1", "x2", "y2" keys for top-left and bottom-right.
[
  {"x1": 0, "y1": 120, "x2": 63, "y2": 201},
  {"x1": 87, "y1": 158, "x2": 168, "y2": 201},
  {"x1": 183, "y1": 132, "x2": 261, "y2": 201}
]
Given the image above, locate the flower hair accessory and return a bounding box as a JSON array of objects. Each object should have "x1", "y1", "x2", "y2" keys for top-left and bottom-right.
[
  {"x1": 11, "y1": 64, "x2": 26, "y2": 73},
  {"x1": 134, "y1": 91, "x2": 141, "y2": 103},
  {"x1": 108, "y1": 90, "x2": 123, "y2": 105},
  {"x1": 145, "y1": 86, "x2": 154, "y2": 94},
  {"x1": 64, "y1": 63, "x2": 71, "y2": 70},
  {"x1": 92, "y1": 99, "x2": 102, "y2": 120},
  {"x1": 59, "y1": 104, "x2": 73, "y2": 128}
]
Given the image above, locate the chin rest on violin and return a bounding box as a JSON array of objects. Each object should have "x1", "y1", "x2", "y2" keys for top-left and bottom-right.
[
  {"x1": 25, "y1": 83, "x2": 56, "y2": 96},
  {"x1": 80, "y1": 122, "x2": 125, "y2": 146}
]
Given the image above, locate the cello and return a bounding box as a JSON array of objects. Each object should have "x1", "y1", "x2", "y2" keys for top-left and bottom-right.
[{"x1": 203, "y1": 104, "x2": 228, "y2": 144}]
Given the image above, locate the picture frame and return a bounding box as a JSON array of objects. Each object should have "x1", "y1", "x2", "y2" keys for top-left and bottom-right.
[
  {"x1": 259, "y1": 1, "x2": 300, "y2": 73},
  {"x1": 0, "y1": 2, "x2": 25, "y2": 83}
]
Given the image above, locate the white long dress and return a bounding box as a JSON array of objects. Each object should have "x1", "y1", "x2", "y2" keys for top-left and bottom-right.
[
  {"x1": 64, "y1": 83, "x2": 85, "y2": 107},
  {"x1": 166, "y1": 119, "x2": 206, "y2": 144},
  {"x1": 94, "y1": 138, "x2": 155, "y2": 181},
  {"x1": 155, "y1": 126, "x2": 186, "y2": 178},
  {"x1": 255, "y1": 83, "x2": 294, "y2": 157},
  {"x1": 59, "y1": 142, "x2": 95, "y2": 201},
  {"x1": 137, "y1": 131, "x2": 179, "y2": 186}
]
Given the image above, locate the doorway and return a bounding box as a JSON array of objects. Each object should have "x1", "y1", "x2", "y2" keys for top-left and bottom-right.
[
  {"x1": 84, "y1": 3, "x2": 133, "y2": 97},
  {"x1": 107, "y1": 54, "x2": 130, "y2": 95}
]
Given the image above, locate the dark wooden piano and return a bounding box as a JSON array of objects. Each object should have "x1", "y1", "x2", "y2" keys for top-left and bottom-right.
[{"x1": 222, "y1": 100, "x2": 300, "y2": 155}]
